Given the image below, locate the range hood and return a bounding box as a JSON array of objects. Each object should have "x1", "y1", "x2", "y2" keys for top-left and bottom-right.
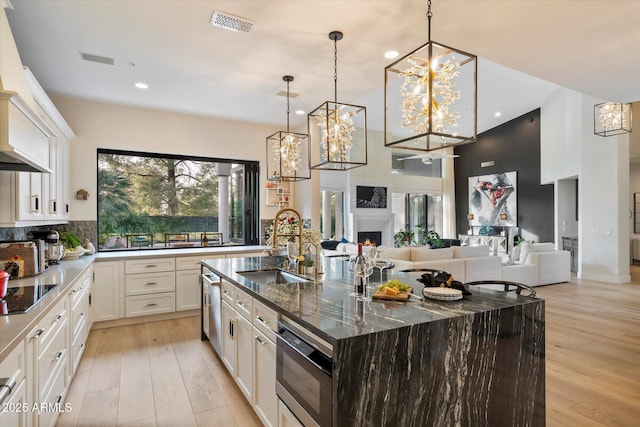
[{"x1": 0, "y1": 2, "x2": 53, "y2": 173}]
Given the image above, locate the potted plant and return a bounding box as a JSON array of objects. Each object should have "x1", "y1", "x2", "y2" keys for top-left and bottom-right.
[
  {"x1": 394, "y1": 229, "x2": 416, "y2": 247},
  {"x1": 423, "y1": 230, "x2": 445, "y2": 248},
  {"x1": 302, "y1": 255, "x2": 314, "y2": 274}
]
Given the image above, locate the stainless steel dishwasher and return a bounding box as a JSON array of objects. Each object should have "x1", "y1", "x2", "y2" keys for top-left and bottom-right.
[{"x1": 201, "y1": 267, "x2": 222, "y2": 357}]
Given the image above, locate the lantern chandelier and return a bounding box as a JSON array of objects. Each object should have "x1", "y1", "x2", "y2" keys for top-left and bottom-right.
[
  {"x1": 594, "y1": 101, "x2": 632, "y2": 137},
  {"x1": 384, "y1": 0, "x2": 477, "y2": 152},
  {"x1": 309, "y1": 31, "x2": 367, "y2": 171},
  {"x1": 266, "y1": 75, "x2": 310, "y2": 181}
]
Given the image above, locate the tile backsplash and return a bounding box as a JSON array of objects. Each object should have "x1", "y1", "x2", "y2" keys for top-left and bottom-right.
[{"x1": 0, "y1": 221, "x2": 98, "y2": 246}]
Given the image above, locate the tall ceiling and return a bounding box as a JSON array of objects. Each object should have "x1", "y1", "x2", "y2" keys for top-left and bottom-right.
[{"x1": 5, "y1": 0, "x2": 640, "y2": 134}]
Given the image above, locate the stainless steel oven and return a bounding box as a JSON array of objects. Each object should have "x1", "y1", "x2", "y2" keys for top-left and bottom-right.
[{"x1": 276, "y1": 319, "x2": 333, "y2": 427}]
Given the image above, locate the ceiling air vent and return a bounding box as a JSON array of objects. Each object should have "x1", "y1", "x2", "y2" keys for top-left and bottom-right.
[
  {"x1": 80, "y1": 52, "x2": 115, "y2": 65},
  {"x1": 209, "y1": 10, "x2": 255, "y2": 33}
]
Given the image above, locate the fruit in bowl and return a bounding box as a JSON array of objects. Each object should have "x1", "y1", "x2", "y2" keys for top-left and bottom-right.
[{"x1": 63, "y1": 246, "x2": 88, "y2": 259}]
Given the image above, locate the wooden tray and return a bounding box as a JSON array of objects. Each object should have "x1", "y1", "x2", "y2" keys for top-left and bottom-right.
[{"x1": 372, "y1": 287, "x2": 413, "y2": 301}]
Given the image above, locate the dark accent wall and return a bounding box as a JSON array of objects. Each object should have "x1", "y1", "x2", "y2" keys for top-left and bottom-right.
[{"x1": 454, "y1": 109, "x2": 554, "y2": 242}]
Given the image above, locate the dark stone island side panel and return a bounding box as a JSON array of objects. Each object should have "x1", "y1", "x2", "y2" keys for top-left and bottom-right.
[{"x1": 333, "y1": 300, "x2": 545, "y2": 427}]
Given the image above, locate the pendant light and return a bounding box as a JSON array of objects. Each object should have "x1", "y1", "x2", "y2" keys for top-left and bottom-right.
[
  {"x1": 309, "y1": 31, "x2": 367, "y2": 171},
  {"x1": 594, "y1": 101, "x2": 632, "y2": 137},
  {"x1": 384, "y1": 0, "x2": 477, "y2": 152},
  {"x1": 266, "y1": 75, "x2": 311, "y2": 181}
]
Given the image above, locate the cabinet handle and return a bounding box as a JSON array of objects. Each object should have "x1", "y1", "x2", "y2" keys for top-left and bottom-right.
[
  {"x1": 145, "y1": 264, "x2": 157, "y2": 268},
  {"x1": 144, "y1": 282, "x2": 157, "y2": 286},
  {"x1": 79, "y1": 312, "x2": 84, "y2": 317},
  {"x1": 65, "y1": 204, "x2": 69, "y2": 214},
  {"x1": 32, "y1": 195, "x2": 40, "y2": 213},
  {"x1": 80, "y1": 343, "x2": 84, "y2": 349},
  {"x1": 55, "y1": 350, "x2": 65, "y2": 361},
  {"x1": 33, "y1": 329, "x2": 44, "y2": 339},
  {"x1": 0, "y1": 377, "x2": 17, "y2": 406},
  {"x1": 255, "y1": 336, "x2": 266, "y2": 345},
  {"x1": 237, "y1": 300, "x2": 245, "y2": 308},
  {"x1": 51, "y1": 199, "x2": 57, "y2": 213},
  {"x1": 223, "y1": 290, "x2": 229, "y2": 296},
  {"x1": 256, "y1": 315, "x2": 269, "y2": 325},
  {"x1": 55, "y1": 314, "x2": 63, "y2": 322},
  {"x1": 55, "y1": 395, "x2": 62, "y2": 404},
  {"x1": 145, "y1": 303, "x2": 157, "y2": 308}
]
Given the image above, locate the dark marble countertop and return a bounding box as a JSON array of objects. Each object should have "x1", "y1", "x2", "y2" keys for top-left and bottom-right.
[{"x1": 202, "y1": 255, "x2": 540, "y2": 345}]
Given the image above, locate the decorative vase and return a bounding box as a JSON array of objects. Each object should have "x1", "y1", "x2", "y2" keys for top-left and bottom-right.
[{"x1": 305, "y1": 266, "x2": 314, "y2": 275}]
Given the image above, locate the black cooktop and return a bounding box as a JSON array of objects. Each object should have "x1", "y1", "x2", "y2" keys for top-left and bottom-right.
[{"x1": 0, "y1": 284, "x2": 58, "y2": 315}]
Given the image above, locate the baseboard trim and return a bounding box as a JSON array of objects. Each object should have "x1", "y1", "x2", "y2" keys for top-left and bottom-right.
[
  {"x1": 91, "y1": 309, "x2": 200, "y2": 329},
  {"x1": 578, "y1": 272, "x2": 632, "y2": 284}
]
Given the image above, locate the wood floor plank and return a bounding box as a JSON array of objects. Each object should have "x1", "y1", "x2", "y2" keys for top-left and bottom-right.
[
  {"x1": 55, "y1": 367, "x2": 90, "y2": 427},
  {"x1": 75, "y1": 388, "x2": 119, "y2": 427},
  {"x1": 84, "y1": 326, "x2": 123, "y2": 393},
  {"x1": 145, "y1": 320, "x2": 198, "y2": 427},
  {"x1": 118, "y1": 416, "x2": 158, "y2": 427},
  {"x1": 117, "y1": 323, "x2": 156, "y2": 425},
  {"x1": 164, "y1": 317, "x2": 227, "y2": 413},
  {"x1": 194, "y1": 406, "x2": 240, "y2": 427}
]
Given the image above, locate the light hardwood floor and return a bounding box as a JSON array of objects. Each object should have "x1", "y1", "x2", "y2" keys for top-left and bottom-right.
[{"x1": 56, "y1": 266, "x2": 640, "y2": 427}]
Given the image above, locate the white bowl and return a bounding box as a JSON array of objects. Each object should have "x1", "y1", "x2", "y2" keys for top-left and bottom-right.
[{"x1": 63, "y1": 249, "x2": 87, "y2": 259}]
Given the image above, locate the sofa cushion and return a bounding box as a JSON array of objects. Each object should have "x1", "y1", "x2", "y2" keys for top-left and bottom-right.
[
  {"x1": 380, "y1": 246, "x2": 412, "y2": 261},
  {"x1": 320, "y1": 240, "x2": 340, "y2": 250},
  {"x1": 463, "y1": 256, "x2": 503, "y2": 282},
  {"x1": 452, "y1": 245, "x2": 490, "y2": 258},
  {"x1": 410, "y1": 247, "x2": 453, "y2": 262},
  {"x1": 519, "y1": 242, "x2": 555, "y2": 263},
  {"x1": 408, "y1": 259, "x2": 465, "y2": 282}
]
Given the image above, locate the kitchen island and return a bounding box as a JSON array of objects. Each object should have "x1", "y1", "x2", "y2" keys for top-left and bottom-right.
[{"x1": 202, "y1": 256, "x2": 545, "y2": 427}]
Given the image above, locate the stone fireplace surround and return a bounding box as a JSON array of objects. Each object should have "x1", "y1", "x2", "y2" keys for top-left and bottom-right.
[{"x1": 348, "y1": 213, "x2": 394, "y2": 247}]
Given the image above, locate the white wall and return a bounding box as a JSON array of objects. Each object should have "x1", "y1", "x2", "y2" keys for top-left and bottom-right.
[
  {"x1": 50, "y1": 95, "x2": 280, "y2": 221},
  {"x1": 541, "y1": 88, "x2": 631, "y2": 283}
]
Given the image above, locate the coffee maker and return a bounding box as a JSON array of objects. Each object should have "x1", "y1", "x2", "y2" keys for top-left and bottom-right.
[{"x1": 27, "y1": 230, "x2": 64, "y2": 266}]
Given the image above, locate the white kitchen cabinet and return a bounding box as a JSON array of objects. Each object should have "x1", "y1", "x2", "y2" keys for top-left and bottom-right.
[
  {"x1": 16, "y1": 171, "x2": 45, "y2": 221},
  {"x1": 278, "y1": 399, "x2": 304, "y2": 427},
  {"x1": 175, "y1": 269, "x2": 200, "y2": 311},
  {"x1": 234, "y1": 313, "x2": 253, "y2": 401},
  {"x1": 93, "y1": 261, "x2": 122, "y2": 322},
  {"x1": 69, "y1": 266, "x2": 91, "y2": 377},
  {"x1": 253, "y1": 327, "x2": 277, "y2": 427},
  {"x1": 221, "y1": 300, "x2": 236, "y2": 376},
  {"x1": 0, "y1": 341, "x2": 28, "y2": 427}
]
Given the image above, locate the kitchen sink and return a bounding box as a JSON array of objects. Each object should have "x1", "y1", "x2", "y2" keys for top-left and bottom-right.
[{"x1": 237, "y1": 269, "x2": 311, "y2": 285}]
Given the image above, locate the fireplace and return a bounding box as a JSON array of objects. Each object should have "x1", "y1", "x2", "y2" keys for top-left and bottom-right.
[{"x1": 357, "y1": 231, "x2": 382, "y2": 246}]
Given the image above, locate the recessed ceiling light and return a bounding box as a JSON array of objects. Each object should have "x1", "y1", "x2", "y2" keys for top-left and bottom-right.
[
  {"x1": 494, "y1": 111, "x2": 502, "y2": 117},
  {"x1": 384, "y1": 50, "x2": 399, "y2": 59},
  {"x1": 295, "y1": 110, "x2": 305, "y2": 115},
  {"x1": 134, "y1": 82, "x2": 149, "y2": 90}
]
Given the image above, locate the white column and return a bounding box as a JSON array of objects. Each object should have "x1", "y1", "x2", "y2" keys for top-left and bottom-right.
[
  {"x1": 322, "y1": 191, "x2": 331, "y2": 240},
  {"x1": 218, "y1": 176, "x2": 229, "y2": 243},
  {"x1": 335, "y1": 192, "x2": 343, "y2": 239}
]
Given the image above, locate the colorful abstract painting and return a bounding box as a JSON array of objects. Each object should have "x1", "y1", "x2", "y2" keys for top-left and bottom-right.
[{"x1": 468, "y1": 171, "x2": 517, "y2": 226}]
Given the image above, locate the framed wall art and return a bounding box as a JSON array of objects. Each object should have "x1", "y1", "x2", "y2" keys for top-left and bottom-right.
[
  {"x1": 356, "y1": 186, "x2": 387, "y2": 208},
  {"x1": 468, "y1": 171, "x2": 517, "y2": 226}
]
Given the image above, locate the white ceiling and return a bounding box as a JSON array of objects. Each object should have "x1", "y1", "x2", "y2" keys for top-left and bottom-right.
[{"x1": 5, "y1": 0, "x2": 640, "y2": 135}]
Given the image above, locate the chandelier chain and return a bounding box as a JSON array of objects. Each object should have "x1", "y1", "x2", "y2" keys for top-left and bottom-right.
[
  {"x1": 427, "y1": 0, "x2": 432, "y2": 41},
  {"x1": 334, "y1": 36, "x2": 338, "y2": 103},
  {"x1": 286, "y1": 79, "x2": 290, "y2": 132}
]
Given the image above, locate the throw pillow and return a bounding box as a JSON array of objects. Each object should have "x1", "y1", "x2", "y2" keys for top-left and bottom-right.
[
  {"x1": 340, "y1": 237, "x2": 350, "y2": 244},
  {"x1": 518, "y1": 242, "x2": 531, "y2": 263},
  {"x1": 320, "y1": 240, "x2": 340, "y2": 250}
]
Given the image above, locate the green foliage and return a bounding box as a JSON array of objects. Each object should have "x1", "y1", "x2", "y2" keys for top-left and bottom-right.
[
  {"x1": 394, "y1": 229, "x2": 416, "y2": 247},
  {"x1": 422, "y1": 230, "x2": 445, "y2": 248},
  {"x1": 60, "y1": 232, "x2": 82, "y2": 249},
  {"x1": 302, "y1": 255, "x2": 314, "y2": 267}
]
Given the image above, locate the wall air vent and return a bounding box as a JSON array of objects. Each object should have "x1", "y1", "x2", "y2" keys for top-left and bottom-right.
[
  {"x1": 80, "y1": 52, "x2": 115, "y2": 65},
  {"x1": 209, "y1": 10, "x2": 255, "y2": 33}
]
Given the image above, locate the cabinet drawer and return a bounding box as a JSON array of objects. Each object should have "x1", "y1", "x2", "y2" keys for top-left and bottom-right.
[
  {"x1": 71, "y1": 321, "x2": 87, "y2": 374},
  {"x1": 125, "y1": 257, "x2": 175, "y2": 274},
  {"x1": 125, "y1": 293, "x2": 175, "y2": 317},
  {"x1": 71, "y1": 294, "x2": 87, "y2": 339},
  {"x1": 38, "y1": 297, "x2": 68, "y2": 351},
  {"x1": 0, "y1": 342, "x2": 26, "y2": 393},
  {"x1": 125, "y1": 271, "x2": 176, "y2": 296},
  {"x1": 221, "y1": 280, "x2": 235, "y2": 304},
  {"x1": 252, "y1": 299, "x2": 278, "y2": 342},
  {"x1": 38, "y1": 316, "x2": 69, "y2": 401},
  {"x1": 234, "y1": 287, "x2": 253, "y2": 321},
  {"x1": 69, "y1": 269, "x2": 91, "y2": 306},
  {"x1": 39, "y1": 359, "x2": 69, "y2": 427},
  {"x1": 176, "y1": 255, "x2": 223, "y2": 271}
]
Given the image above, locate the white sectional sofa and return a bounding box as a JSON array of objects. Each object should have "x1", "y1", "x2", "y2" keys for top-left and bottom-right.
[{"x1": 323, "y1": 241, "x2": 571, "y2": 287}]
